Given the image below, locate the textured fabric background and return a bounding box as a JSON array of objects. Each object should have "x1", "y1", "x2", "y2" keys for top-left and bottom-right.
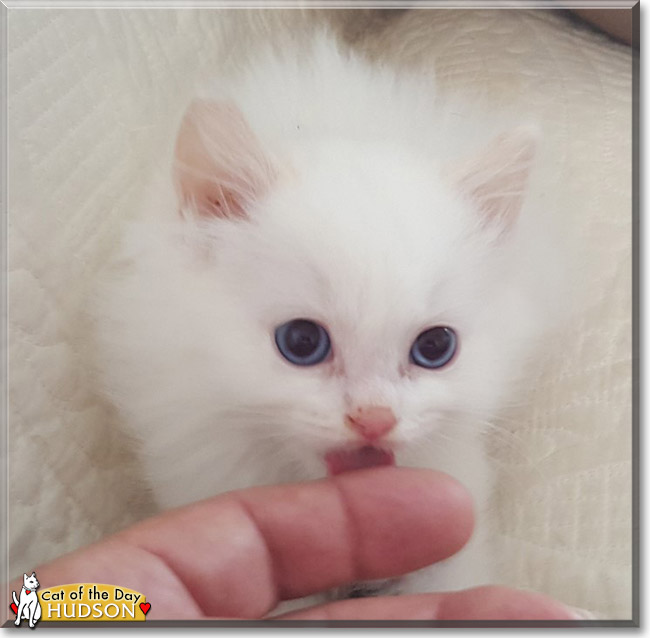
[{"x1": 7, "y1": 8, "x2": 632, "y2": 619}]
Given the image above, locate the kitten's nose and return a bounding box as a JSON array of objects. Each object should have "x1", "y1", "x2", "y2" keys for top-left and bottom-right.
[{"x1": 345, "y1": 406, "x2": 397, "y2": 442}]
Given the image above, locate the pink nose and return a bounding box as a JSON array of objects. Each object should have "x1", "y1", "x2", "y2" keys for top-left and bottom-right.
[{"x1": 345, "y1": 406, "x2": 397, "y2": 442}]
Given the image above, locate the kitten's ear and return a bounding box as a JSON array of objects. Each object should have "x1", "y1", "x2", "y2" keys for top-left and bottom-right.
[
  {"x1": 451, "y1": 126, "x2": 538, "y2": 234},
  {"x1": 173, "y1": 100, "x2": 276, "y2": 219}
]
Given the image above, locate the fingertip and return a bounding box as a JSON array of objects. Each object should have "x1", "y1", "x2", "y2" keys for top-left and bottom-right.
[
  {"x1": 439, "y1": 586, "x2": 584, "y2": 621},
  {"x1": 332, "y1": 467, "x2": 475, "y2": 577},
  {"x1": 567, "y1": 606, "x2": 598, "y2": 620},
  {"x1": 434, "y1": 469, "x2": 475, "y2": 549}
]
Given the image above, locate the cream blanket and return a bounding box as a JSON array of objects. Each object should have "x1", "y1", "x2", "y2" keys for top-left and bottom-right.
[{"x1": 7, "y1": 7, "x2": 632, "y2": 619}]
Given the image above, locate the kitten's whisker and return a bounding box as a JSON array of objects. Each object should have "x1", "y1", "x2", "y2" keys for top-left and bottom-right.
[{"x1": 442, "y1": 419, "x2": 548, "y2": 483}]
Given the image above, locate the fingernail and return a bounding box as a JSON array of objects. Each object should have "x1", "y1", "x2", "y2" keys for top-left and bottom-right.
[{"x1": 568, "y1": 606, "x2": 598, "y2": 620}]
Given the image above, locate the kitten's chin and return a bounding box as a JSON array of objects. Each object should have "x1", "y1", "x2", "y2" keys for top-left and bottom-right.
[{"x1": 324, "y1": 445, "x2": 396, "y2": 476}]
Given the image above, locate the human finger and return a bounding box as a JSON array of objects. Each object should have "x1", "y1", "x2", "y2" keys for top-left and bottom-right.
[
  {"x1": 277, "y1": 586, "x2": 583, "y2": 621},
  {"x1": 10, "y1": 468, "x2": 472, "y2": 620}
]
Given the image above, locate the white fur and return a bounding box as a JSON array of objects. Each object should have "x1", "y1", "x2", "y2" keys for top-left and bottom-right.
[{"x1": 93, "y1": 34, "x2": 565, "y2": 599}]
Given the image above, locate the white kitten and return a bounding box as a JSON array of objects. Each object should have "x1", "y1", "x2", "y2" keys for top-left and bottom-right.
[{"x1": 94, "y1": 34, "x2": 563, "y2": 599}]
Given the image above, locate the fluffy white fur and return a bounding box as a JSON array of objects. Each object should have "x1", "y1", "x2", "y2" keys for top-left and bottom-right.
[{"x1": 94, "y1": 34, "x2": 564, "y2": 597}]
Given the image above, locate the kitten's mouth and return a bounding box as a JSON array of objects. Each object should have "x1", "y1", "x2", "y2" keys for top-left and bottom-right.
[{"x1": 324, "y1": 445, "x2": 396, "y2": 476}]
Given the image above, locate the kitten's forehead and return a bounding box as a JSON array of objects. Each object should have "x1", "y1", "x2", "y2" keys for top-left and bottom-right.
[{"x1": 264, "y1": 140, "x2": 467, "y2": 282}]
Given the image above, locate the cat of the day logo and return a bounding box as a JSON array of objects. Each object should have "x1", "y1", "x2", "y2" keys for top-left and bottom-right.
[{"x1": 10, "y1": 575, "x2": 151, "y2": 626}]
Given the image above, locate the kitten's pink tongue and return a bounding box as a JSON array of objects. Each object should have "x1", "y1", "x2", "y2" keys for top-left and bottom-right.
[{"x1": 325, "y1": 446, "x2": 395, "y2": 476}]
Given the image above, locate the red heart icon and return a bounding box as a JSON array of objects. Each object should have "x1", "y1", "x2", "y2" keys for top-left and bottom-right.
[
  {"x1": 10, "y1": 602, "x2": 18, "y2": 615},
  {"x1": 139, "y1": 602, "x2": 151, "y2": 616}
]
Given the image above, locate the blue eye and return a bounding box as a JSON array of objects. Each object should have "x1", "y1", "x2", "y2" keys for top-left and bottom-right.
[
  {"x1": 275, "y1": 319, "x2": 331, "y2": 366},
  {"x1": 410, "y1": 327, "x2": 457, "y2": 369}
]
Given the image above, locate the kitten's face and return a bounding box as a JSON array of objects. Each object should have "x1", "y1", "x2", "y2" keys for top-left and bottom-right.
[
  {"x1": 186, "y1": 136, "x2": 537, "y2": 476},
  {"x1": 23, "y1": 574, "x2": 39, "y2": 590},
  {"x1": 110, "y1": 100, "x2": 542, "y2": 493}
]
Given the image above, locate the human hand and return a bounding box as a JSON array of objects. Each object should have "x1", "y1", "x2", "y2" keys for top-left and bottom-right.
[{"x1": 6, "y1": 468, "x2": 583, "y2": 621}]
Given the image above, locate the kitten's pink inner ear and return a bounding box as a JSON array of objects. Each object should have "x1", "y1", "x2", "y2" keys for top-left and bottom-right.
[
  {"x1": 452, "y1": 127, "x2": 538, "y2": 232},
  {"x1": 174, "y1": 100, "x2": 276, "y2": 219}
]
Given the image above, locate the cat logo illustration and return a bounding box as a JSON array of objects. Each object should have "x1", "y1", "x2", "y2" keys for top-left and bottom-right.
[
  {"x1": 10, "y1": 582, "x2": 149, "y2": 623},
  {"x1": 11, "y1": 572, "x2": 42, "y2": 628}
]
